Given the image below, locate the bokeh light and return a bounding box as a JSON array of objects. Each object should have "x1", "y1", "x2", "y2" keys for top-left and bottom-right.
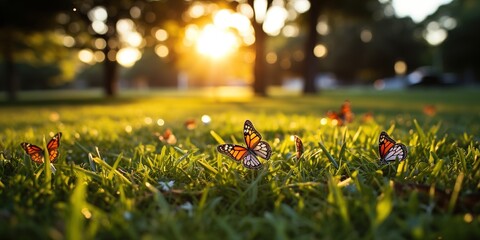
[
  {"x1": 157, "y1": 119, "x2": 165, "y2": 126},
  {"x1": 155, "y1": 44, "x2": 169, "y2": 58},
  {"x1": 201, "y1": 115, "x2": 211, "y2": 124},
  {"x1": 266, "y1": 52, "x2": 278, "y2": 64},
  {"x1": 394, "y1": 60, "x2": 407, "y2": 75},
  {"x1": 155, "y1": 29, "x2": 168, "y2": 41},
  {"x1": 78, "y1": 49, "x2": 94, "y2": 64},
  {"x1": 116, "y1": 47, "x2": 141, "y2": 67},
  {"x1": 360, "y1": 29, "x2": 373, "y2": 43},
  {"x1": 263, "y1": 5, "x2": 288, "y2": 36},
  {"x1": 88, "y1": 6, "x2": 108, "y2": 22},
  {"x1": 314, "y1": 44, "x2": 327, "y2": 58}
]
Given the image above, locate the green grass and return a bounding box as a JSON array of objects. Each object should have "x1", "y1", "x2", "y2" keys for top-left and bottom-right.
[{"x1": 1, "y1": 88, "x2": 480, "y2": 239}]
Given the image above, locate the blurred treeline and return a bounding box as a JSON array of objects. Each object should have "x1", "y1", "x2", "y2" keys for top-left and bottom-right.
[{"x1": 0, "y1": 0, "x2": 479, "y2": 100}]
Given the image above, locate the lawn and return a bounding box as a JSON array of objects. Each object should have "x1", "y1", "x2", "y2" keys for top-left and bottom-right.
[{"x1": 0, "y1": 88, "x2": 479, "y2": 239}]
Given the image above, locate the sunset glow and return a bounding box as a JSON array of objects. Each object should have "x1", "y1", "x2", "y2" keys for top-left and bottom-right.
[{"x1": 196, "y1": 24, "x2": 238, "y2": 59}]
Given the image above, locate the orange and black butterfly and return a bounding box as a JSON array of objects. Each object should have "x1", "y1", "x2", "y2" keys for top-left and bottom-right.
[
  {"x1": 327, "y1": 100, "x2": 354, "y2": 126},
  {"x1": 217, "y1": 120, "x2": 272, "y2": 169},
  {"x1": 21, "y1": 132, "x2": 62, "y2": 164},
  {"x1": 294, "y1": 135, "x2": 304, "y2": 159},
  {"x1": 378, "y1": 131, "x2": 407, "y2": 164}
]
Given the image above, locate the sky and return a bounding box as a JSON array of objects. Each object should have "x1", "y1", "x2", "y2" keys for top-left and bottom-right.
[{"x1": 391, "y1": 0, "x2": 453, "y2": 22}]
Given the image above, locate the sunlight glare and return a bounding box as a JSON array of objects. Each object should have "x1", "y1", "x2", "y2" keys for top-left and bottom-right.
[
  {"x1": 254, "y1": 0, "x2": 268, "y2": 23},
  {"x1": 392, "y1": 0, "x2": 452, "y2": 23},
  {"x1": 196, "y1": 24, "x2": 238, "y2": 59}
]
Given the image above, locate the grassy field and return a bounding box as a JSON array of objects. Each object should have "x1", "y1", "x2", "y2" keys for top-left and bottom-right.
[{"x1": 0, "y1": 88, "x2": 480, "y2": 239}]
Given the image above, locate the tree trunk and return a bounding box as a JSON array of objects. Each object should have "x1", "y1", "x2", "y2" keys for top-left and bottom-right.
[
  {"x1": 248, "y1": 0, "x2": 270, "y2": 97},
  {"x1": 302, "y1": 0, "x2": 322, "y2": 94},
  {"x1": 103, "y1": 58, "x2": 118, "y2": 97},
  {"x1": 3, "y1": 31, "x2": 18, "y2": 101},
  {"x1": 252, "y1": 20, "x2": 268, "y2": 96},
  {"x1": 102, "y1": 37, "x2": 118, "y2": 97}
]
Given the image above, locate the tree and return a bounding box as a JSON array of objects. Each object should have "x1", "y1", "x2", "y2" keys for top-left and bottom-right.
[
  {"x1": 247, "y1": 0, "x2": 272, "y2": 96},
  {"x1": 439, "y1": 0, "x2": 480, "y2": 82},
  {"x1": 0, "y1": 0, "x2": 71, "y2": 101},
  {"x1": 302, "y1": 0, "x2": 321, "y2": 94},
  {"x1": 301, "y1": 0, "x2": 382, "y2": 93},
  {"x1": 64, "y1": 0, "x2": 188, "y2": 97}
]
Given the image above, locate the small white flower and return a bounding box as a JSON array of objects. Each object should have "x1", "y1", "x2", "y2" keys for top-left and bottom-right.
[
  {"x1": 158, "y1": 180, "x2": 174, "y2": 191},
  {"x1": 180, "y1": 202, "x2": 193, "y2": 217}
]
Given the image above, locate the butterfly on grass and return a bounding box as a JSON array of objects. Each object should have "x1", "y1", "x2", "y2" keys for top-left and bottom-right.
[
  {"x1": 20, "y1": 132, "x2": 62, "y2": 163},
  {"x1": 327, "y1": 100, "x2": 354, "y2": 126},
  {"x1": 155, "y1": 128, "x2": 177, "y2": 145},
  {"x1": 378, "y1": 131, "x2": 407, "y2": 164},
  {"x1": 217, "y1": 120, "x2": 272, "y2": 169},
  {"x1": 294, "y1": 135, "x2": 304, "y2": 159}
]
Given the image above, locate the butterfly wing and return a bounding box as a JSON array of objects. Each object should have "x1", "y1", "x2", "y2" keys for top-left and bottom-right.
[
  {"x1": 46, "y1": 132, "x2": 62, "y2": 163},
  {"x1": 382, "y1": 144, "x2": 407, "y2": 163},
  {"x1": 243, "y1": 120, "x2": 262, "y2": 149},
  {"x1": 217, "y1": 144, "x2": 263, "y2": 169},
  {"x1": 242, "y1": 152, "x2": 263, "y2": 169},
  {"x1": 21, "y1": 142, "x2": 44, "y2": 163},
  {"x1": 339, "y1": 100, "x2": 354, "y2": 123},
  {"x1": 217, "y1": 120, "x2": 270, "y2": 169},
  {"x1": 217, "y1": 144, "x2": 249, "y2": 162},
  {"x1": 244, "y1": 120, "x2": 272, "y2": 160},
  {"x1": 294, "y1": 135, "x2": 304, "y2": 159},
  {"x1": 379, "y1": 131, "x2": 407, "y2": 163},
  {"x1": 252, "y1": 141, "x2": 272, "y2": 160}
]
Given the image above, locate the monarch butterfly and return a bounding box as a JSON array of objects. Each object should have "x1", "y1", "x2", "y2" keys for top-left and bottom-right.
[
  {"x1": 20, "y1": 132, "x2": 62, "y2": 164},
  {"x1": 217, "y1": 120, "x2": 272, "y2": 169},
  {"x1": 378, "y1": 131, "x2": 407, "y2": 164},
  {"x1": 294, "y1": 135, "x2": 304, "y2": 159},
  {"x1": 327, "y1": 100, "x2": 354, "y2": 126}
]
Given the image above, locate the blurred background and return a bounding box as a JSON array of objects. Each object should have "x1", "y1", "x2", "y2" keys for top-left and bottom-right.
[{"x1": 0, "y1": 0, "x2": 479, "y2": 101}]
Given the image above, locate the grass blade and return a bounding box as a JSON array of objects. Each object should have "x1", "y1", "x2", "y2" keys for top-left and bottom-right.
[{"x1": 318, "y1": 141, "x2": 339, "y2": 169}]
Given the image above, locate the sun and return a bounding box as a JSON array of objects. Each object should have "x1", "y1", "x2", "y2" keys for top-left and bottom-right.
[{"x1": 196, "y1": 24, "x2": 238, "y2": 59}]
